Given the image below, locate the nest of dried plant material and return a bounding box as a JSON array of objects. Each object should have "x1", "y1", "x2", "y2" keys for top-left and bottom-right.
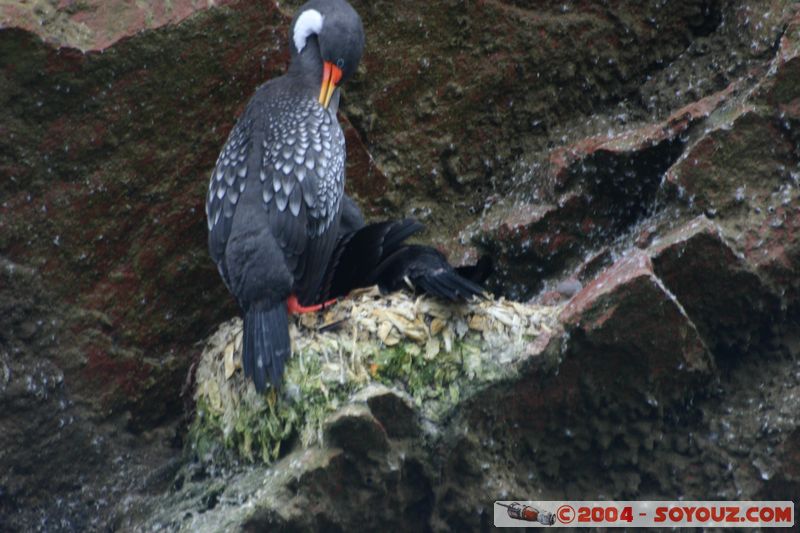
[{"x1": 190, "y1": 287, "x2": 562, "y2": 463}]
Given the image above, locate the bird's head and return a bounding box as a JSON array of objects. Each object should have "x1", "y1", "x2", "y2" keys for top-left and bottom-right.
[{"x1": 290, "y1": 0, "x2": 365, "y2": 109}]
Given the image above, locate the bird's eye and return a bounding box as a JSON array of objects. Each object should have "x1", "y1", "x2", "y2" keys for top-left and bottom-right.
[{"x1": 336, "y1": 58, "x2": 345, "y2": 69}]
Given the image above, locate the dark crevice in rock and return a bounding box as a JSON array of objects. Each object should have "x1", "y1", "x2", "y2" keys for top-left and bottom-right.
[
  {"x1": 480, "y1": 137, "x2": 686, "y2": 301},
  {"x1": 561, "y1": 137, "x2": 686, "y2": 217},
  {"x1": 777, "y1": 116, "x2": 800, "y2": 164},
  {"x1": 687, "y1": 0, "x2": 723, "y2": 38}
]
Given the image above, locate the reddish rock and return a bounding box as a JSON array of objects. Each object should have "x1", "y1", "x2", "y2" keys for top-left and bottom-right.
[
  {"x1": 663, "y1": 109, "x2": 794, "y2": 215},
  {"x1": 0, "y1": 1, "x2": 289, "y2": 421},
  {"x1": 730, "y1": 11, "x2": 800, "y2": 306},
  {"x1": 470, "y1": 252, "x2": 712, "y2": 435},
  {"x1": 340, "y1": 0, "x2": 755, "y2": 232},
  {"x1": 340, "y1": 114, "x2": 390, "y2": 212},
  {"x1": 660, "y1": 20, "x2": 800, "y2": 306},
  {"x1": 736, "y1": 203, "x2": 800, "y2": 307},
  {"x1": 561, "y1": 252, "x2": 711, "y2": 388},
  {"x1": 0, "y1": 0, "x2": 238, "y2": 51},
  {"x1": 755, "y1": 4, "x2": 800, "y2": 110},
  {"x1": 575, "y1": 247, "x2": 614, "y2": 283},
  {"x1": 473, "y1": 83, "x2": 749, "y2": 299},
  {"x1": 1, "y1": 0, "x2": 800, "y2": 529},
  {"x1": 650, "y1": 216, "x2": 780, "y2": 355},
  {"x1": 454, "y1": 253, "x2": 714, "y2": 493},
  {"x1": 475, "y1": 195, "x2": 587, "y2": 298},
  {"x1": 476, "y1": 131, "x2": 683, "y2": 298},
  {"x1": 549, "y1": 81, "x2": 739, "y2": 191}
]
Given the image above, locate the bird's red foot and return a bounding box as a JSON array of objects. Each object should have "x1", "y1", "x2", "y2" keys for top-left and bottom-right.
[{"x1": 286, "y1": 294, "x2": 337, "y2": 314}]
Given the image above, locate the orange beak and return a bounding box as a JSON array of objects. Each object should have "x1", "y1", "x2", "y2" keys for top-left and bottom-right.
[{"x1": 319, "y1": 61, "x2": 343, "y2": 108}]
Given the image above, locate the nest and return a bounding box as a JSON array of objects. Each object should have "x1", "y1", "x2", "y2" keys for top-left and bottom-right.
[{"x1": 191, "y1": 287, "x2": 561, "y2": 463}]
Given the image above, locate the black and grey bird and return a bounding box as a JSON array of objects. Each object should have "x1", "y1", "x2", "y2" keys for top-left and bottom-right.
[
  {"x1": 206, "y1": 0, "x2": 365, "y2": 392},
  {"x1": 317, "y1": 196, "x2": 491, "y2": 302}
]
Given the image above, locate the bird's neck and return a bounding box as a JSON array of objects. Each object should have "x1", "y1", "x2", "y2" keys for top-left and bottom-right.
[{"x1": 288, "y1": 35, "x2": 324, "y2": 92}]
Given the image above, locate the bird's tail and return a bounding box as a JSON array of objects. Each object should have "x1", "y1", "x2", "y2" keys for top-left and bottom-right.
[{"x1": 242, "y1": 304, "x2": 290, "y2": 392}]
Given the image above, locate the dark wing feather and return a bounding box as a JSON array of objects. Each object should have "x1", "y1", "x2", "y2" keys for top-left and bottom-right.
[
  {"x1": 373, "y1": 245, "x2": 487, "y2": 301},
  {"x1": 206, "y1": 87, "x2": 344, "y2": 306},
  {"x1": 257, "y1": 94, "x2": 345, "y2": 305},
  {"x1": 316, "y1": 219, "x2": 424, "y2": 302},
  {"x1": 206, "y1": 116, "x2": 254, "y2": 288},
  {"x1": 339, "y1": 194, "x2": 366, "y2": 234}
]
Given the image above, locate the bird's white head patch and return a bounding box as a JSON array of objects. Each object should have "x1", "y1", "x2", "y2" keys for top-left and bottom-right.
[{"x1": 293, "y1": 9, "x2": 324, "y2": 53}]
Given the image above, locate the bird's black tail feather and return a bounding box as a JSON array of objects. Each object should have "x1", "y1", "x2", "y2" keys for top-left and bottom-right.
[
  {"x1": 378, "y1": 219, "x2": 424, "y2": 253},
  {"x1": 414, "y1": 266, "x2": 487, "y2": 301},
  {"x1": 243, "y1": 305, "x2": 290, "y2": 392},
  {"x1": 373, "y1": 245, "x2": 488, "y2": 301},
  {"x1": 319, "y1": 219, "x2": 424, "y2": 301}
]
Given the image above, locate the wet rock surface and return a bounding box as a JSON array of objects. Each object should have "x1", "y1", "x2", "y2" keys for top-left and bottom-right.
[
  {"x1": 0, "y1": 256, "x2": 181, "y2": 531},
  {"x1": 1, "y1": 0, "x2": 800, "y2": 531},
  {"x1": 650, "y1": 215, "x2": 781, "y2": 356}
]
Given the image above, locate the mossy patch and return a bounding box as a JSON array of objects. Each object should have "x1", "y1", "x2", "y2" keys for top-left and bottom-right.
[{"x1": 189, "y1": 288, "x2": 561, "y2": 463}]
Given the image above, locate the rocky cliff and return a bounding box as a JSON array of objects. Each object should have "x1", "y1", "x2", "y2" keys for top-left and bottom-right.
[{"x1": 1, "y1": 0, "x2": 799, "y2": 531}]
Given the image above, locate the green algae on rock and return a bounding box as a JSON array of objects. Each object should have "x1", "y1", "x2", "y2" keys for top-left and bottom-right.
[{"x1": 190, "y1": 287, "x2": 562, "y2": 463}]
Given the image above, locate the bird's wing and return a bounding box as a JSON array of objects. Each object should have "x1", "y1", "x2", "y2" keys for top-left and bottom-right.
[
  {"x1": 259, "y1": 97, "x2": 345, "y2": 303},
  {"x1": 206, "y1": 115, "x2": 254, "y2": 287},
  {"x1": 206, "y1": 94, "x2": 344, "y2": 303},
  {"x1": 339, "y1": 194, "x2": 366, "y2": 234},
  {"x1": 317, "y1": 219, "x2": 424, "y2": 302},
  {"x1": 374, "y1": 245, "x2": 487, "y2": 301}
]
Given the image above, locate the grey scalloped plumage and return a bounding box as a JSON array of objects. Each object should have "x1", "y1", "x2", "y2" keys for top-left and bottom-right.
[
  {"x1": 205, "y1": 0, "x2": 365, "y2": 392},
  {"x1": 205, "y1": 117, "x2": 251, "y2": 231}
]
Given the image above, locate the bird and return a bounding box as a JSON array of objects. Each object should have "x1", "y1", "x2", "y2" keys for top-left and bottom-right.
[
  {"x1": 207, "y1": 0, "x2": 491, "y2": 393},
  {"x1": 205, "y1": 0, "x2": 365, "y2": 392},
  {"x1": 316, "y1": 196, "x2": 491, "y2": 302}
]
